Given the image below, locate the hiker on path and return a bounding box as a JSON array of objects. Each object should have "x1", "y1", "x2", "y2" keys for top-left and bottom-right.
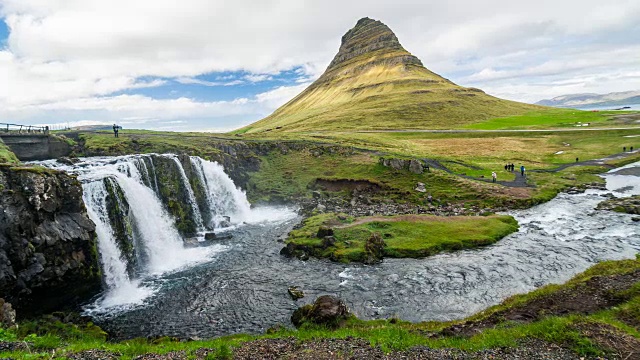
[
  {"x1": 576, "y1": 157, "x2": 579, "y2": 162},
  {"x1": 113, "y1": 124, "x2": 119, "y2": 138},
  {"x1": 631, "y1": 146, "x2": 634, "y2": 152},
  {"x1": 492, "y1": 171, "x2": 497, "y2": 183},
  {"x1": 520, "y1": 165, "x2": 525, "y2": 177},
  {"x1": 624, "y1": 146, "x2": 627, "y2": 152},
  {"x1": 510, "y1": 163, "x2": 514, "y2": 171},
  {"x1": 504, "y1": 164, "x2": 508, "y2": 171}
]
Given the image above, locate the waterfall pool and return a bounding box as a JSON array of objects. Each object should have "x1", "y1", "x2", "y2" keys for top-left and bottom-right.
[{"x1": 38, "y1": 156, "x2": 640, "y2": 339}]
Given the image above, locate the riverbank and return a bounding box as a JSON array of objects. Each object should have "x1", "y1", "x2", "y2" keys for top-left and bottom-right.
[{"x1": 1, "y1": 255, "x2": 638, "y2": 359}]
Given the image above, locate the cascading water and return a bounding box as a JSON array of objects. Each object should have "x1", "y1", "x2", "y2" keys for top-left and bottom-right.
[
  {"x1": 38, "y1": 154, "x2": 285, "y2": 312},
  {"x1": 82, "y1": 180, "x2": 152, "y2": 309},
  {"x1": 171, "y1": 157, "x2": 205, "y2": 231},
  {"x1": 189, "y1": 156, "x2": 252, "y2": 227}
]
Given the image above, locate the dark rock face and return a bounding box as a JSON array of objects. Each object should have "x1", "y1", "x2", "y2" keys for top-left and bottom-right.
[
  {"x1": 103, "y1": 177, "x2": 136, "y2": 276},
  {"x1": 291, "y1": 295, "x2": 350, "y2": 328},
  {"x1": 149, "y1": 155, "x2": 200, "y2": 237},
  {"x1": 0, "y1": 165, "x2": 101, "y2": 315},
  {"x1": 326, "y1": 17, "x2": 423, "y2": 73}
]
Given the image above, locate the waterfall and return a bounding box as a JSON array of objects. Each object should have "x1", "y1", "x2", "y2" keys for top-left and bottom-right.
[
  {"x1": 190, "y1": 156, "x2": 252, "y2": 227},
  {"x1": 170, "y1": 156, "x2": 205, "y2": 231},
  {"x1": 38, "y1": 154, "x2": 255, "y2": 309},
  {"x1": 82, "y1": 181, "x2": 152, "y2": 309}
]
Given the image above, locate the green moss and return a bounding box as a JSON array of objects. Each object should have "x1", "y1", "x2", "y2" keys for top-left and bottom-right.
[{"x1": 0, "y1": 141, "x2": 19, "y2": 164}]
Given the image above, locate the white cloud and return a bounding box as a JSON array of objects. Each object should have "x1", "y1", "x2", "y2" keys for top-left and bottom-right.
[
  {"x1": 175, "y1": 77, "x2": 244, "y2": 87},
  {"x1": 0, "y1": 0, "x2": 639, "y2": 128}
]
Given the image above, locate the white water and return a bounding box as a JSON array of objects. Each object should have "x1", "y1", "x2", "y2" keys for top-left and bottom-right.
[
  {"x1": 190, "y1": 156, "x2": 252, "y2": 227},
  {"x1": 171, "y1": 156, "x2": 205, "y2": 231},
  {"x1": 82, "y1": 181, "x2": 153, "y2": 310},
  {"x1": 37, "y1": 154, "x2": 294, "y2": 312}
]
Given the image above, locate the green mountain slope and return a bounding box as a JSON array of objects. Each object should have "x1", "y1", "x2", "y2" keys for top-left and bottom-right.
[{"x1": 239, "y1": 17, "x2": 542, "y2": 134}]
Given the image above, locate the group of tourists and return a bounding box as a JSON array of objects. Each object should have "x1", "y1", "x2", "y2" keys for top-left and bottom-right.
[
  {"x1": 494, "y1": 163, "x2": 526, "y2": 182},
  {"x1": 623, "y1": 146, "x2": 634, "y2": 152}
]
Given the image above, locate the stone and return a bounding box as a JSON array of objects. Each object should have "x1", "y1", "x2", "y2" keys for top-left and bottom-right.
[
  {"x1": 322, "y1": 236, "x2": 336, "y2": 248},
  {"x1": 316, "y1": 204, "x2": 327, "y2": 212},
  {"x1": 218, "y1": 215, "x2": 232, "y2": 228},
  {"x1": 183, "y1": 238, "x2": 201, "y2": 248},
  {"x1": 415, "y1": 182, "x2": 427, "y2": 192},
  {"x1": 291, "y1": 295, "x2": 350, "y2": 328},
  {"x1": 312, "y1": 191, "x2": 322, "y2": 199},
  {"x1": 408, "y1": 159, "x2": 424, "y2": 174},
  {"x1": 57, "y1": 157, "x2": 81, "y2": 166},
  {"x1": 287, "y1": 286, "x2": 305, "y2": 300},
  {"x1": 316, "y1": 226, "x2": 334, "y2": 238},
  {"x1": 388, "y1": 158, "x2": 406, "y2": 170},
  {"x1": 363, "y1": 232, "x2": 386, "y2": 265},
  {"x1": 596, "y1": 195, "x2": 640, "y2": 215},
  {"x1": 204, "y1": 232, "x2": 217, "y2": 241},
  {"x1": 632, "y1": 217, "x2": 640, "y2": 222},
  {"x1": 0, "y1": 298, "x2": 16, "y2": 328}
]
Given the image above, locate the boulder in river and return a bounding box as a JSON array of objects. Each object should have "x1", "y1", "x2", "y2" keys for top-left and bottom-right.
[
  {"x1": 291, "y1": 295, "x2": 350, "y2": 328},
  {"x1": 218, "y1": 216, "x2": 232, "y2": 228},
  {"x1": 57, "y1": 157, "x2": 81, "y2": 165},
  {"x1": 287, "y1": 286, "x2": 305, "y2": 300},
  {"x1": 596, "y1": 195, "x2": 640, "y2": 215}
]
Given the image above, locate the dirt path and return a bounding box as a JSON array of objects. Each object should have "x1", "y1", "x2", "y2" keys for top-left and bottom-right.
[{"x1": 532, "y1": 149, "x2": 640, "y2": 173}]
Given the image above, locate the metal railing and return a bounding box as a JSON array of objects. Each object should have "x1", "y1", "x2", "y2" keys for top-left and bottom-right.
[{"x1": 1, "y1": 123, "x2": 50, "y2": 135}]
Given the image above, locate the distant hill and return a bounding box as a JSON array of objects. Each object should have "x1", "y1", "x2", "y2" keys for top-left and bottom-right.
[
  {"x1": 536, "y1": 91, "x2": 640, "y2": 109},
  {"x1": 71, "y1": 125, "x2": 115, "y2": 131},
  {"x1": 238, "y1": 17, "x2": 541, "y2": 134}
]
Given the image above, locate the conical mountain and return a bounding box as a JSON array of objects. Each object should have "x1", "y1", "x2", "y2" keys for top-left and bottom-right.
[{"x1": 240, "y1": 17, "x2": 540, "y2": 133}]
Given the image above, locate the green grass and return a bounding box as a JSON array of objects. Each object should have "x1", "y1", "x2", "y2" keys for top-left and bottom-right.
[
  {"x1": 0, "y1": 141, "x2": 18, "y2": 164},
  {"x1": 464, "y1": 109, "x2": 636, "y2": 130},
  {"x1": 285, "y1": 213, "x2": 519, "y2": 262}
]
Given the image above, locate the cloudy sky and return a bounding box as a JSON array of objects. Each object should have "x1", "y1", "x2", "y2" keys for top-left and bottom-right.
[{"x1": 1, "y1": 0, "x2": 639, "y2": 131}]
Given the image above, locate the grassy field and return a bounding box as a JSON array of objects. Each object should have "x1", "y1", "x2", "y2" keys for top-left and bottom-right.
[
  {"x1": 463, "y1": 109, "x2": 635, "y2": 130},
  {"x1": 2, "y1": 255, "x2": 638, "y2": 359},
  {"x1": 284, "y1": 213, "x2": 519, "y2": 262},
  {"x1": 69, "y1": 128, "x2": 640, "y2": 211}
]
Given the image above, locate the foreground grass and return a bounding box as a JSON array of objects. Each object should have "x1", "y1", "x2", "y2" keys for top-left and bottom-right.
[
  {"x1": 285, "y1": 213, "x2": 519, "y2": 262},
  {"x1": 2, "y1": 255, "x2": 638, "y2": 359}
]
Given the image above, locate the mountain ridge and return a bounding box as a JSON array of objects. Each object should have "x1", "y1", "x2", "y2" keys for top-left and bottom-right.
[
  {"x1": 239, "y1": 17, "x2": 540, "y2": 133},
  {"x1": 536, "y1": 90, "x2": 640, "y2": 108}
]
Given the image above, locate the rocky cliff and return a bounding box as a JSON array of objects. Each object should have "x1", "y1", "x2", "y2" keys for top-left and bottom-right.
[{"x1": 0, "y1": 165, "x2": 101, "y2": 315}]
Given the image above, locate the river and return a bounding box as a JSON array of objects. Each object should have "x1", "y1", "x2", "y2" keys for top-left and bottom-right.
[{"x1": 39, "y1": 157, "x2": 640, "y2": 339}]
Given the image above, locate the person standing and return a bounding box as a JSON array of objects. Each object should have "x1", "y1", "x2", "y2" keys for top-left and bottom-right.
[
  {"x1": 520, "y1": 165, "x2": 525, "y2": 177},
  {"x1": 492, "y1": 171, "x2": 497, "y2": 183},
  {"x1": 113, "y1": 124, "x2": 119, "y2": 138}
]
